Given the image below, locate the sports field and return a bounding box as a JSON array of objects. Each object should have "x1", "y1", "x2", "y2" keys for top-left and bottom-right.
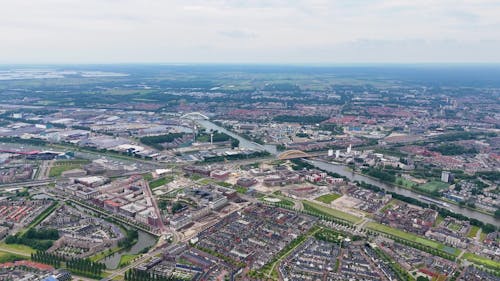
[{"x1": 315, "y1": 193, "x2": 342, "y2": 204}]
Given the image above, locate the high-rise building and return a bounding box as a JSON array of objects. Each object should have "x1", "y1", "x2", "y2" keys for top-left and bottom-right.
[{"x1": 441, "y1": 171, "x2": 454, "y2": 183}]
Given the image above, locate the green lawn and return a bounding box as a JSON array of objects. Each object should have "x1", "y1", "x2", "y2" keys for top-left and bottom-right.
[
  {"x1": 303, "y1": 200, "x2": 362, "y2": 224},
  {"x1": 149, "y1": 176, "x2": 173, "y2": 189},
  {"x1": 380, "y1": 200, "x2": 396, "y2": 213},
  {"x1": 262, "y1": 196, "x2": 295, "y2": 207},
  {"x1": 395, "y1": 177, "x2": 417, "y2": 188},
  {"x1": 418, "y1": 181, "x2": 449, "y2": 193},
  {"x1": 366, "y1": 222, "x2": 461, "y2": 256},
  {"x1": 0, "y1": 251, "x2": 26, "y2": 263},
  {"x1": 89, "y1": 246, "x2": 121, "y2": 262},
  {"x1": 463, "y1": 252, "x2": 500, "y2": 271},
  {"x1": 235, "y1": 186, "x2": 248, "y2": 194},
  {"x1": 49, "y1": 165, "x2": 81, "y2": 177},
  {"x1": 198, "y1": 178, "x2": 213, "y2": 185},
  {"x1": 142, "y1": 173, "x2": 153, "y2": 181},
  {"x1": 467, "y1": 226, "x2": 480, "y2": 238},
  {"x1": 315, "y1": 193, "x2": 342, "y2": 204},
  {"x1": 0, "y1": 243, "x2": 36, "y2": 256},
  {"x1": 216, "y1": 181, "x2": 232, "y2": 188},
  {"x1": 118, "y1": 254, "x2": 138, "y2": 267},
  {"x1": 190, "y1": 174, "x2": 202, "y2": 181},
  {"x1": 448, "y1": 223, "x2": 462, "y2": 231},
  {"x1": 434, "y1": 215, "x2": 444, "y2": 227}
]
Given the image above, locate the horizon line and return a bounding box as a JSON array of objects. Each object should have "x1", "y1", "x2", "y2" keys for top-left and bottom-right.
[{"x1": 2, "y1": 62, "x2": 500, "y2": 67}]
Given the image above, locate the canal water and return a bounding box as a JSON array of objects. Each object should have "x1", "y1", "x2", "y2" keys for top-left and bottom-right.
[{"x1": 102, "y1": 230, "x2": 157, "y2": 269}]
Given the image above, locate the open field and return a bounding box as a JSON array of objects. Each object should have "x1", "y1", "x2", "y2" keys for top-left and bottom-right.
[
  {"x1": 49, "y1": 165, "x2": 81, "y2": 177},
  {"x1": 434, "y1": 215, "x2": 444, "y2": 227},
  {"x1": 395, "y1": 177, "x2": 417, "y2": 188},
  {"x1": 234, "y1": 186, "x2": 248, "y2": 194},
  {"x1": 467, "y1": 226, "x2": 480, "y2": 238},
  {"x1": 315, "y1": 193, "x2": 342, "y2": 204},
  {"x1": 303, "y1": 200, "x2": 362, "y2": 224},
  {"x1": 0, "y1": 250, "x2": 26, "y2": 263},
  {"x1": 418, "y1": 181, "x2": 449, "y2": 193},
  {"x1": 0, "y1": 243, "x2": 36, "y2": 256},
  {"x1": 149, "y1": 176, "x2": 173, "y2": 189},
  {"x1": 49, "y1": 159, "x2": 90, "y2": 177},
  {"x1": 118, "y1": 254, "x2": 138, "y2": 267},
  {"x1": 262, "y1": 196, "x2": 295, "y2": 207}
]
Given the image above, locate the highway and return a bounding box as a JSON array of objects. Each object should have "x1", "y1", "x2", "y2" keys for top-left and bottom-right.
[{"x1": 0, "y1": 179, "x2": 55, "y2": 190}]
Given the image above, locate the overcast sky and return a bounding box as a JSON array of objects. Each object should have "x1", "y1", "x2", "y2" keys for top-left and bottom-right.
[{"x1": 1, "y1": 0, "x2": 500, "y2": 64}]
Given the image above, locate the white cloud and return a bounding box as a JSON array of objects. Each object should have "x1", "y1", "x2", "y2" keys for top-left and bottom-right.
[{"x1": 0, "y1": 0, "x2": 499, "y2": 63}]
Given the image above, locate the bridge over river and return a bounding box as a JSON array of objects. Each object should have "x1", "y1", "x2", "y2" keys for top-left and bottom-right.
[{"x1": 196, "y1": 118, "x2": 499, "y2": 225}]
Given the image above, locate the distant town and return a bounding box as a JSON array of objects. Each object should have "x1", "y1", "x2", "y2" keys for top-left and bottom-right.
[{"x1": 0, "y1": 65, "x2": 498, "y2": 281}]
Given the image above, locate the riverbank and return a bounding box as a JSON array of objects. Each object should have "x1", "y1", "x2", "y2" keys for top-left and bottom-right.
[{"x1": 307, "y1": 159, "x2": 499, "y2": 226}]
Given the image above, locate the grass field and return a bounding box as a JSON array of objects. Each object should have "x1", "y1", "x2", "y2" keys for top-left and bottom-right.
[
  {"x1": 434, "y1": 215, "x2": 444, "y2": 227},
  {"x1": 0, "y1": 251, "x2": 26, "y2": 263},
  {"x1": 480, "y1": 231, "x2": 487, "y2": 241},
  {"x1": 366, "y1": 222, "x2": 461, "y2": 256},
  {"x1": 142, "y1": 173, "x2": 153, "y2": 181},
  {"x1": 380, "y1": 200, "x2": 396, "y2": 212},
  {"x1": 418, "y1": 181, "x2": 449, "y2": 193},
  {"x1": 149, "y1": 176, "x2": 173, "y2": 189},
  {"x1": 198, "y1": 178, "x2": 213, "y2": 185},
  {"x1": 263, "y1": 196, "x2": 295, "y2": 207},
  {"x1": 190, "y1": 174, "x2": 202, "y2": 181},
  {"x1": 315, "y1": 193, "x2": 342, "y2": 204},
  {"x1": 48, "y1": 159, "x2": 90, "y2": 177},
  {"x1": 467, "y1": 226, "x2": 480, "y2": 238},
  {"x1": 395, "y1": 177, "x2": 417, "y2": 188},
  {"x1": 463, "y1": 252, "x2": 500, "y2": 270},
  {"x1": 49, "y1": 165, "x2": 81, "y2": 177},
  {"x1": 234, "y1": 186, "x2": 248, "y2": 194},
  {"x1": 118, "y1": 254, "x2": 138, "y2": 267},
  {"x1": 303, "y1": 200, "x2": 362, "y2": 224},
  {"x1": 0, "y1": 243, "x2": 36, "y2": 256},
  {"x1": 448, "y1": 223, "x2": 462, "y2": 231}
]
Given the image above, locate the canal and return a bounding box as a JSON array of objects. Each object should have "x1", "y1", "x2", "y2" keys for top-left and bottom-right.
[{"x1": 102, "y1": 230, "x2": 157, "y2": 269}]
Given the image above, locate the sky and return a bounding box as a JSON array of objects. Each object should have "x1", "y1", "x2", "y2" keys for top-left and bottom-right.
[{"x1": 1, "y1": 0, "x2": 500, "y2": 64}]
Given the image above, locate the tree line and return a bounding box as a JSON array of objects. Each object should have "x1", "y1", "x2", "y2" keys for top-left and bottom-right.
[
  {"x1": 31, "y1": 251, "x2": 106, "y2": 278},
  {"x1": 5, "y1": 228, "x2": 60, "y2": 251}
]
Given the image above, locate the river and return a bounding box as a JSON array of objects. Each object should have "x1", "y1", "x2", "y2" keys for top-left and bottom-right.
[
  {"x1": 197, "y1": 119, "x2": 499, "y2": 226},
  {"x1": 196, "y1": 120, "x2": 277, "y2": 154},
  {"x1": 308, "y1": 159, "x2": 500, "y2": 225}
]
